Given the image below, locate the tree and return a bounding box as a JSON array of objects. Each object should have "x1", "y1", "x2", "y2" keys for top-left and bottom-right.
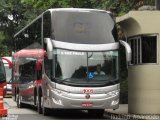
[{"x1": 0, "y1": 0, "x2": 41, "y2": 56}]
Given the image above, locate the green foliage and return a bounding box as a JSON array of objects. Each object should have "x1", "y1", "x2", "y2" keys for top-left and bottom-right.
[
  {"x1": 120, "y1": 80, "x2": 128, "y2": 104},
  {"x1": 0, "y1": 32, "x2": 5, "y2": 44},
  {"x1": 0, "y1": 44, "x2": 11, "y2": 56}
]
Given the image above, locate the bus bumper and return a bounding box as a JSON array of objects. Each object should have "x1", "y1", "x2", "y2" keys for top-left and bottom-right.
[{"x1": 45, "y1": 89, "x2": 119, "y2": 110}]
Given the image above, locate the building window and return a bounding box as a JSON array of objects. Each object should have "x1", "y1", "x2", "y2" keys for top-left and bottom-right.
[{"x1": 128, "y1": 35, "x2": 157, "y2": 65}]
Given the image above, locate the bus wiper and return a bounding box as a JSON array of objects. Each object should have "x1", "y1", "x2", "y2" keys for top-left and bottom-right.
[
  {"x1": 55, "y1": 78, "x2": 70, "y2": 84},
  {"x1": 104, "y1": 79, "x2": 118, "y2": 85}
]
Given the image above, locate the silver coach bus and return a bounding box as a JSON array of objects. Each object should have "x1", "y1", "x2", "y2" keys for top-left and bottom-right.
[{"x1": 13, "y1": 8, "x2": 131, "y2": 117}]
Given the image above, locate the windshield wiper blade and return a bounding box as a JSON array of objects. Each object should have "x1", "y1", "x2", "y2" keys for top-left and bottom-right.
[
  {"x1": 55, "y1": 78, "x2": 70, "y2": 84},
  {"x1": 104, "y1": 79, "x2": 118, "y2": 85}
]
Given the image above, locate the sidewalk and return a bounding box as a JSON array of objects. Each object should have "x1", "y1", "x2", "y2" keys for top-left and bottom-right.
[
  {"x1": 4, "y1": 98, "x2": 16, "y2": 109},
  {"x1": 105, "y1": 104, "x2": 160, "y2": 120},
  {"x1": 3, "y1": 98, "x2": 37, "y2": 114},
  {"x1": 105, "y1": 104, "x2": 130, "y2": 119}
]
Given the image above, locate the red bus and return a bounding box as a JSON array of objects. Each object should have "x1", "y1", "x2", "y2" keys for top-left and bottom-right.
[{"x1": 12, "y1": 49, "x2": 44, "y2": 105}]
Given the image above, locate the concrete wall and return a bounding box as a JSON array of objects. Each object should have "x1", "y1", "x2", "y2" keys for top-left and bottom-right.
[
  {"x1": 117, "y1": 11, "x2": 160, "y2": 37},
  {"x1": 128, "y1": 65, "x2": 160, "y2": 114},
  {"x1": 117, "y1": 11, "x2": 160, "y2": 114}
]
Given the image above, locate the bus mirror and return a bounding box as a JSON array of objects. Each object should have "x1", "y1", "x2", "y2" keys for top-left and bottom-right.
[
  {"x1": 119, "y1": 40, "x2": 132, "y2": 62},
  {"x1": 44, "y1": 38, "x2": 53, "y2": 60}
]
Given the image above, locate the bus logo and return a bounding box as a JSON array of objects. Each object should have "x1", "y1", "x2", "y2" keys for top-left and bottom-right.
[
  {"x1": 83, "y1": 89, "x2": 93, "y2": 93},
  {"x1": 85, "y1": 94, "x2": 90, "y2": 99}
]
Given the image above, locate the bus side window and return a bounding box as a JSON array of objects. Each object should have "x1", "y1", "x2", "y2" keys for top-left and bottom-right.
[{"x1": 43, "y1": 11, "x2": 51, "y2": 38}]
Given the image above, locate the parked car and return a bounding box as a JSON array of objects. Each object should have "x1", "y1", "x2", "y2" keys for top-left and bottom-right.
[
  {"x1": 2, "y1": 57, "x2": 12, "y2": 97},
  {"x1": 4, "y1": 79, "x2": 12, "y2": 97}
]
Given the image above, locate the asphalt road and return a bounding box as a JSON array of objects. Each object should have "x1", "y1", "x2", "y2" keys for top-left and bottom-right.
[
  {"x1": 2, "y1": 98, "x2": 152, "y2": 120},
  {"x1": 1, "y1": 98, "x2": 112, "y2": 120}
]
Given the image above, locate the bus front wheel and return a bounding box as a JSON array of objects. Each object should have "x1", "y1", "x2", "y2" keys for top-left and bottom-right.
[{"x1": 37, "y1": 94, "x2": 42, "y2": 114}]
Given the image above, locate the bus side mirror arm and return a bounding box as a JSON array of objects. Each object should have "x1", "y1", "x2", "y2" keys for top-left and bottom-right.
[
  {"x1": 119, "y1": 40, "x2": 132, "y2": 62},
  {"x1": 44, "y1": 38, "x2": 53, "y2": 60}
]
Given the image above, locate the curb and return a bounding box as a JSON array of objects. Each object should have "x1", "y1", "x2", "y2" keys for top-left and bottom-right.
[{"x1": 105, "y1": 110, "x2": 160, "y2": 120}]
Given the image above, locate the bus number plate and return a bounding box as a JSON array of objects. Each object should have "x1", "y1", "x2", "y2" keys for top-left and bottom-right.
[{"x1": 82, "y1": 102, "x2": 93, "y2": 107}]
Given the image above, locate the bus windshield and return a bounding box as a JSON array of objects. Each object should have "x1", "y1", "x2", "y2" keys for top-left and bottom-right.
[
  {"x1": 54, "y1": 49, "x2": 119, "y2": 85},
  {"x1": 17, "y1": 57, "x2": 36, "y2": 83}
]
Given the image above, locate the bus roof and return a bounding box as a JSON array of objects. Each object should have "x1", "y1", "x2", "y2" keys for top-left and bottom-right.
[
  {"x1": 13, "y1": 49, "x2": 45, "y2": 58},
  {"x1": 47, "y1": 8, "x2": 111, "y2": 13}
]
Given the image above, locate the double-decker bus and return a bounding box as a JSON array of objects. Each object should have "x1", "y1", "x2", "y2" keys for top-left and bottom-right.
[{"x1": 13, "y1": 8, "x2": 131, "y2": 117}]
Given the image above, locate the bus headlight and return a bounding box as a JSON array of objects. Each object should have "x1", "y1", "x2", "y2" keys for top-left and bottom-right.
[
  {"x1": 51, "y1": 89, "x2": 63, "y2": 105},
  {"x1": 106, "y1": 90, "x2": 119, "y2": 97},
  {"x1": 52, "y1": 98, "x2": 63, "y2": 105},
  {"x1": 52, "y1": 89, "x2": 62, "y2": 95},
  {"x1": 111, "y1": 99, "x2": 119, "y2": 106}
]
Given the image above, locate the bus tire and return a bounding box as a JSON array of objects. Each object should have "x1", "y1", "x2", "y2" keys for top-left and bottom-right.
[
  {"x1": 12, "y1": 89, "x2": 16, "y2": 101},
  {"x1": 37, "y1": 94, "x2": 42, "y2": 114},
  {"x1": 88, "y1": 109, "x2": 104, "y2": 118},
  {"x1": 34, "y1": 89, "x2": 37, "y2": 106},
  {"x1": 42, "y1": 106, "x2": 50, "y2": 116}
]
